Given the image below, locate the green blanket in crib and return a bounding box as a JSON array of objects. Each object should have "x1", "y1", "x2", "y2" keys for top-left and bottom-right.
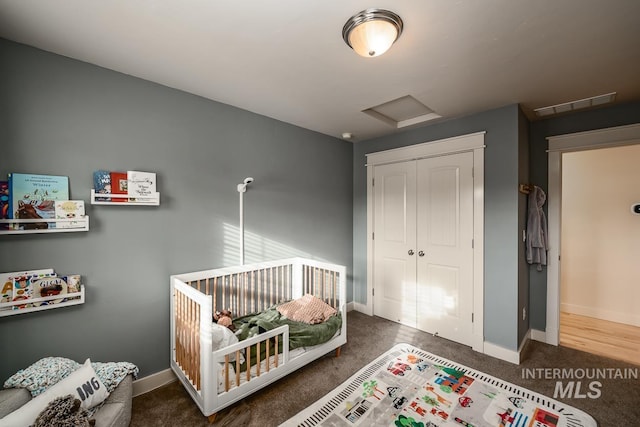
[{"x1": 233, "y1": 307, "x2": 342, "y2": 350}]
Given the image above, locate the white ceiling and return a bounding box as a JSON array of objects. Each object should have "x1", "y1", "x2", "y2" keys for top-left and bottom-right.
[{"x1": 1, "y1": 0, "x2": 639, "y2": 142}]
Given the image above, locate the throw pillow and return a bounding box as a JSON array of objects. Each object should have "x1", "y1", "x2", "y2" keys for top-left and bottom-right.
[
  {"x1": 277, "y1": 294, "x2": 337, "y2": 324},
  {"x1": 0, "y1": 359, "x2": 109, "y2": 427},
  {"x1": 32, "y1": 394, "x2": 95, "y2": 427}
]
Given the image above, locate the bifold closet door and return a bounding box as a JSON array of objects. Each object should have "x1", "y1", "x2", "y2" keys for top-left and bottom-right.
[
  {"x1": 373, "y1": 161, "x2": 417, "y2": 328},
  {"x1": 416, "y1": 152, "x2": 474, "y2": 346}
]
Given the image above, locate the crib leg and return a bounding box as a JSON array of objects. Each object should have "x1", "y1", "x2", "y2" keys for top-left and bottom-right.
[
  {"x1": 208, "y1": 413, "x2": 217, "y2": 424},
  {"x1": 335, "y1": 347, "x2": 341, "y2": 358}
]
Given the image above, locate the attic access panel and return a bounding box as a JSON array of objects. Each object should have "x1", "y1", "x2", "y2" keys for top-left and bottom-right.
[{"x1": 363, "y1": 95, "x2": 441, "y2": 128}]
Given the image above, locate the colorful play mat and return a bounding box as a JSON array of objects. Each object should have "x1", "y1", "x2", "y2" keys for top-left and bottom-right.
[{"x1": 281, "y1": 343, "x2": 597, "y2": 427}]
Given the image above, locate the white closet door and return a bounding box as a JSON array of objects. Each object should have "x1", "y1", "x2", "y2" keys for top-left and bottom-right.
[
  {"x1": 373, "y1": 161, "x2": 417, "y2": 327},
  {"x1": 416, "y1": 152, "x2": 474, "y2": 346}
]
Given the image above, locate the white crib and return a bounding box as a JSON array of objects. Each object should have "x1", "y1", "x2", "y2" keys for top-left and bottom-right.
[{"x1": 170, "y1": 257, "x2": 347, "y2": 422}]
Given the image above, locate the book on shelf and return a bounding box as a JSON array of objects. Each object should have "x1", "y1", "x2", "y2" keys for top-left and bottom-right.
[
  {"x1": 93, "y1": 170, "x2": 111, "y2": 201},
  {"x1": 60, "y1": 274, "x2": 82, "y2": 301},
  {"x1": 8, "y1": 173, "x2": 70, "y2": 230},
  {"x1": 0, "y1": 180, "x2": 8, "y2": 230},
  {"x1": 30, "y1": 276, "x2": 71, "y2": 306},
  {"x1": 127, "y1": 171, "x2": 156, "y2": 202},
  {"x1": 110, "y1": 171, "x2": 128, "y2": 202},
  {"x1": 1, "y1": 269, "x2": 55, "y2": 310},
  {"x1": 54, "y1": 200, "x2": 86, "y2": 228},
  {"x1": 1, "y1": 270, "x2": 81, "y2": 310},
  {"x1": 12, "y1": 272, "x2": 58, "y2": 310}
]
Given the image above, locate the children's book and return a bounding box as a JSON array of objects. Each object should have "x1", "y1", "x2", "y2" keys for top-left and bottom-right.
[
  {"x1": 110, "y1": 171, "x2": 128, "y2": 202},
  {"x1": 12, "y1": 272, "x2": 58, "y2": 309},
  {"x1": 8, "y1": 173, "x2": 70, "y2": 230},
  {"x1": 61, "y1": 275, "x2": 81, "y2": 293},
  {"x1": 93, "y1": 170, "x2": 111, "y2": 201},
  {"x1": 60, "y1": 274, "x2": 82, "y2": 302},
  {"x1": 31, "y1": 276, "x2": 69, "y2": 306},
  {"x1": 0, "y1": 180, "x2": 8, "y2": 230},
  {"x1": 12, "y1": 276, "x2": 35, "y2": 309},
  {"x1": 127, "y1": 171, "x2": 156, "y2": 202},
  {"x1": 1, "y1": 269, "x2": 55, "y2": 310},
  {"x1": 55, "y1": 200, "x2": 85, "y2": 228}
]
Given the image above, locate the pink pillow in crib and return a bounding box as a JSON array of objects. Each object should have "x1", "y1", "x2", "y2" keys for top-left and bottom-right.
[{"x1": 277, "y1": 294, "x2": 337, "y2": 324}]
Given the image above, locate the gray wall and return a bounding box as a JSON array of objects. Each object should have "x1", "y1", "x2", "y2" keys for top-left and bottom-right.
[
  {"x1": 528, "y1": 100, "x2": 640, "y2": 331},
  {"x1": 353, "y1": 104, "x2": 523, "y2": 351},
  {"x1": 517, "y1": 108, "x2": 530, "y2": 346},
  {"x1": 0, "y1": 39, "x2": 353, "y2": 381}
]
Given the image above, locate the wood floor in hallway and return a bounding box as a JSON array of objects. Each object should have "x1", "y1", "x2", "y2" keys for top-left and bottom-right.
[{"x1": 560, "y1": 311, "x2": 640, "y2": 366}]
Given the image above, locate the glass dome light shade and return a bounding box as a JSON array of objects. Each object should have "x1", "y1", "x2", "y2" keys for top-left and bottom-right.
[
  {"x1": 348, "y1": 20, "x2": 398, "y2": 57},
  {"x1": 343, "y1": 9, "x2": 403, "y2": 58}
]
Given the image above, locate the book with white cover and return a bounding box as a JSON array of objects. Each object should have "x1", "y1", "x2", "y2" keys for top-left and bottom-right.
[
  {"x1": 127, "y1": 171, "x2": 156, "y2": 202},
  {"x1": 55, "y1": 200, "x2": 85, "y2": 228}
]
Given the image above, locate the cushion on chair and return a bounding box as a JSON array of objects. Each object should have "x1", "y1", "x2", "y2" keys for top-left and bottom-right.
[{"x1": 0, "y1": 387, "x2": 31, "y2": 418}]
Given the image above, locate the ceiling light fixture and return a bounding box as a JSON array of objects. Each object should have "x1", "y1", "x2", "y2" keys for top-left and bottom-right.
[{"x1": 342, "y1": 8, "x2": 403, "y2": 58}]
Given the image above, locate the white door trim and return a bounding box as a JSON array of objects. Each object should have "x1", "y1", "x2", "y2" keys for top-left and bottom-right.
[
  {"x1": 365, "y1": 131, "x2": 486, "y2": 353},
  {"x1": 546, "y1": 123, "x2": 640, "y2": 346}
]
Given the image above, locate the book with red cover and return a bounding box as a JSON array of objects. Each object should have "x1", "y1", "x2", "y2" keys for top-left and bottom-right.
[{"x1": 110, "y1": 171, "x2": 128, "y2": 202}]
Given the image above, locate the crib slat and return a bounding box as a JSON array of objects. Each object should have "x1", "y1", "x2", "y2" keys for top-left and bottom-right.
[
  {"x1": 224, "y1": 274, "x2": 228, "y2": 312},
  {"x1": 231, "y1": 274, "x2": 236, "y2": 314},
  {"x1": 235, "y1": 352, "x2": 241, "y2": 387},
  {"x1": 269, "y1": 268, "x2": 273, "y2": 306},
  {"x1": 195, "y1": 299, "x2": 201, "y2": 390},
  {"x1": 274, "y1": 335, "x2": 279, "y2": 368},
  {"x1": 266, "y1": 338, "x2": 270, "y2": 373},
  {"x1": 256, "y1": 341, "x2": 261, "y2": 377},
  {"x1": 286, "y1": 264, "x2": 290, "y2": 301},
  {"x1": 336, "y1": 271, "x2": 339, "y2": 306},
  {"x1": 190, "y1": 299, "x2": 195, "y2": 387},
  {"x1": 224, "y1": 354, "x2": 231, "y2": 391},
  {"x1": 243, "y1": 271, "x2": 247, "y2": 315},
  {"x1": 213, "y1": 277, "x2": 218, "y2": 313},
  {"x1": 246, "y1": 346, "x2": 251, "y2": 383},
  {"x1": 250, "y1": 270, "x2": 255, "y2": 314}
]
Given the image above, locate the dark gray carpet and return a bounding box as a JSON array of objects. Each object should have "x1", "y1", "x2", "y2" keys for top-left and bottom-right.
[{"x1": 131, "y1": 311, "x2": 639, "y2": 426}]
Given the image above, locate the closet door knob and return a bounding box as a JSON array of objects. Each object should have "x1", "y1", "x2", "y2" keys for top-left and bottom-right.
[
  {"x1": 418, "y1": 250, "x2": 425, "y2": 257},
  {"x1": 408, "y1": 250, "x2": 415, "y2": 256}
]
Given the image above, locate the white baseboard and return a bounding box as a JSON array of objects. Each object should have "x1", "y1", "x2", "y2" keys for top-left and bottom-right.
[
  {"x1": 561, "y1": 302, "x2": 640, "y2": 327},
  {"x1": 503, "y1": 329, "x2": 549, "y2": 365},
  {"x1": 530, "y1": 329, "x2": 547, "y2": 343},
  {"x1": 517, "y1": 330, "x2": 531, "y2": 362},
  {"x1": 483, "y1": 341, "x2": 521, "y2": 365},
  {"x1": 346, "y1": 301, "x2": 355, "y2": 312},
  {"x1": 132, "y1": 368, "x2": 177, "y2": 397},
  {"x1": 353, "y1": 302, "x2": 372, "y2": 316},
  {"x1": 545, "y1": 326, "x2": 559, "y2": 346}
]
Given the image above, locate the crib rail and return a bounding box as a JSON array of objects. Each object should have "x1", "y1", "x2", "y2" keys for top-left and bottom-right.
[
  {"x1": 171, "y1": 280, "x2": 210, "y2": 396},
  {"x1": 301, "y1": 263, "x2": 340, "y2": 309},
  {"x1": 214, "y1": 325, "x2": 290, "y2": 394},
  {"x1": 191, "y1": 263, "x2": 293, "y2": 317},
  {"x1": 177, "y1": 257, "x2": 343, "y2": 316},
  {"x1": 170, "y1": 257, "x2": 346, "y2": 417}
]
